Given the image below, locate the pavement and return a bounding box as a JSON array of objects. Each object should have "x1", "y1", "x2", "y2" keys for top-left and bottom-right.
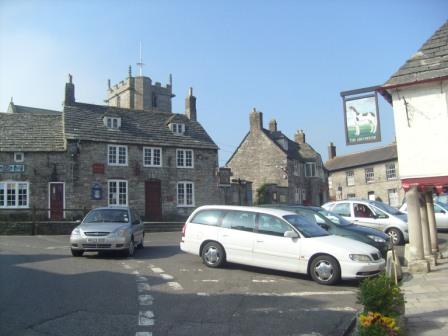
[{"x1": 401, "y1": 249, "x2": 448, "y2": 336}]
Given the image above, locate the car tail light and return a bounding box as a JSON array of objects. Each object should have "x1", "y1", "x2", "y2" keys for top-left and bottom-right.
[{"x1": 182, "y1": 223, "x2": 187, "y2": 237}]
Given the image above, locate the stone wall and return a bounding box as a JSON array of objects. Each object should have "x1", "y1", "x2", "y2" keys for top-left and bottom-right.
[
  {"x1": 0, "y1": 141, "x2": 221, "y2": 220},
  {"x1": 328, "y1": 160, "x2": 404, "y2": 206}
]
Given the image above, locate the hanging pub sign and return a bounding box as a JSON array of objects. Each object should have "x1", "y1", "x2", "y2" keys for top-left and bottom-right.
[{"x1": 341, "y1": 86, "x2": 381, "y2": 145}]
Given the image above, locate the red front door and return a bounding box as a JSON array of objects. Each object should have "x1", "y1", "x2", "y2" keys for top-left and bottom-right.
[
  {"x1": 50, "y1": 183, "x2": 64, "y2": 220},
  {"x1": 145, "y1": 180, "x2": 162, "y2": 220}
]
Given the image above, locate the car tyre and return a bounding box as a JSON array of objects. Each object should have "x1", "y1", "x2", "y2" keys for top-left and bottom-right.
[
  {"x1": 201, "y1": 241, "x2": 225, "y2": 268},
  {"x1": 137, "y1": 234, "x2": 144, "y2": 249},
  {"x1": 122, "y1": 237, "x2": 135, "y2": 258},
  {"x1": 309, "y1": 255, "x2": 340, "y2": 285},
  {"x1": 71, "y1": 249, "x2": 84, "y2": 257},
  {"x1": 386, "y1": 228, "x2": 404, "y2": 245}
]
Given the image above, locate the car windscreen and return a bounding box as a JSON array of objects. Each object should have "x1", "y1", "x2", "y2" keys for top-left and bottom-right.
[
  {"x1": 317, "y1": 209, "x2": 352, "y2": 226},
  {"x1": 283, "y1": 215, "x2": 329, "y2": 238},
  {"x1": 83, "y1": 209, "x2": 129, "y2": 223},
  {"x1": 371, "y1": 201, "x2": 403, "y2": 215}
]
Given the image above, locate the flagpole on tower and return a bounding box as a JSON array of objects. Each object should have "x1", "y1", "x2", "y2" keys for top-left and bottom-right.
[{"x1": 137, "y1": 41, "x2": 144, "y2": 76}]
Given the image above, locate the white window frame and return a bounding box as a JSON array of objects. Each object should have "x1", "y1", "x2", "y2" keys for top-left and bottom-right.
[
  {"x1": 346, "y1": 170, "x2": 355, "y2": 186},
  {"x1": 170, "y1": 123, "x2": 185, "y2": 135},
  {"x1": 0, "y1": 181, "x2": 30, "y2": 208},
  {"x1": 386, "y1": 163, "x2": 397, "y2": 180},
  {"x1": 176, "y1": 149, "x2": 194, "y2": 168},
  {"x1": 108, "y1": 179, "x2": 128, "y2": 206},
  {"x1": 365, "y1": 167, "x2": 375, "y2": 183},
  {"x1": 177, "y1": 181, "x2": 195, "y2": 207},
  {"x1": 388, "y1": 188, "x2": 399, "y2": 207},
  {"x1": 305, "y1": 162, "x2": 316, "y2": 177},
  {"x1": 143, "y1": 147, "x2": 162, "y2": 167},
  {"x1": 14, "y1": 152, "x2": 24, "y2": 163},
  {"x1": 108, "y1": 145, "x2": 128, "y2": 166}
]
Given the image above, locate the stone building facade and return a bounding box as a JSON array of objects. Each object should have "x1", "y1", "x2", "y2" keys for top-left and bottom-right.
[
  {"x1": 226, "y1": 109, "x2": 328, "y2": 206},
  {"x1": 325, "y1": 143, "x2": 404, "y2": 207},
  {"x1": 0, "y1": 70, "x2": 221, "y2": 220}
]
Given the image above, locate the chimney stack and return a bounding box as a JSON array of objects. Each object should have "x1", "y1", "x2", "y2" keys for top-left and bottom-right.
[
  {"x1": 295, "y1": 129, "x2": 305, "y2": 144},
  {"x1": 185, "y1": 87, "x2": 197, "y2": 121},
  {"x1": 249, "y1": 108, "x2": 263, "y2": 132},
  {"x1": 268, "y1": 119, "x2": 277, "y2": 132},
  {"x1": 64, "y1": 74, "x2": 75, "y2": 105},
  {"x1": 328, "y1": 142, "x2": 336, "y2": 160}
]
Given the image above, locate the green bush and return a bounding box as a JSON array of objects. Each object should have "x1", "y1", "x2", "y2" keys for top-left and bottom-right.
[{"x1": 357, "y1": 272, "x2": 405, "y2": 318}]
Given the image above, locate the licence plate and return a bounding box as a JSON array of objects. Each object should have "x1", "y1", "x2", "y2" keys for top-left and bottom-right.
[{"x1": 87, "y1": 238, "x2": 106, "y2": 243}]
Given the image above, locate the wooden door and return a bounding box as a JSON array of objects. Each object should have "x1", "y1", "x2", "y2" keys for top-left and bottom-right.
[
  {"x1": 50, "y1": 183, "x2": 64, "y2": 220},
  {"x1": 145, "y1": 180, "x2": 162, "y2": 220}
]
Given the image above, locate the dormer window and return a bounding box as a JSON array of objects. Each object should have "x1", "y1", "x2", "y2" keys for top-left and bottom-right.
[
  {"x1": 170, "y1": 123, "x2": 185, "y2": 135},
  {"x1": 104, "y1": 117, "x2": 121, "y2": 130}
]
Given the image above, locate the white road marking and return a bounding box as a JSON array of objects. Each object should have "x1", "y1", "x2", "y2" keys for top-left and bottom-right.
[
  {"x1": 252, "y1": 279, "x2": 276, "y2": 283},
  {"x1": 179, "y1": 268, "x2": 189, "y2": 272},
  {"x1": 197, "y1": 291, "x2": 355, "y2": 297},
  {"x1": 168, "y1": 282, "x2": 183, "y2": 290},
  {"x1": 136, "y1": 276, "x2": 149, "y2": 282},
  {"x1": 138, "y1": 294, "x2": 154, "y2": 305},
  {"x1": 123, "y1": 264, "x2": 132, "y2": 269},
  {"x1": 132, "y1": 270, "x2": 140, "y2": 275},
  {"x1": 251, "y1": 307, "x2": 356, "y2": 313},
  {"x1": 201, "y1": 280, "x2": 219, "y2": 282},
  {"x1": 135, "y1": 332, "x2": 152, "y2": 336},
  {"x1": 137, "y1": 283, "x2": 152, "y2": 292},
  {"x1": 138, "y1": 311, "x2": 154, "y2": 326},
  {"x1": 150, "y1": 267, "x2": 164, "y2": 273},
  {"x1": 160, "y1": 274, "x2": 174, "y2": 280}
]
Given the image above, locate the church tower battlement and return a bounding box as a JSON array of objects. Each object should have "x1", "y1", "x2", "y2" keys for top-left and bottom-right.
[{"x1": 105, "y1": 66, "x2": 175, "y2": 112}]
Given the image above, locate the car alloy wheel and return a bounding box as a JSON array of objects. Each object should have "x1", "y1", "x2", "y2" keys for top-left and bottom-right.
[
  {"x1": 386, "y1": 228, "x2": 403, "y2": 245},
  {"x1": 202, "y1": 242, "x2": 225, "y2": 268},
  {"x1": 310, "y1": 255, "x2": 340, "y2": 285}
]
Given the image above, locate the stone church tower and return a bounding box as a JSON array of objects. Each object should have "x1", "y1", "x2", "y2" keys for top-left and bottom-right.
[{"x1": 105, "y1": 66, "x2": 175, "y2": 112}]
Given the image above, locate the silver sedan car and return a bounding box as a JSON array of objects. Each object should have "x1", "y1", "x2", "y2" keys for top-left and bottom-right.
[
  {"x1": 70, "y1": 206, "x2": 145, "y2": 257},
  {"x1": 400, "y1": 202, "x2": 448, "y2": 229}
]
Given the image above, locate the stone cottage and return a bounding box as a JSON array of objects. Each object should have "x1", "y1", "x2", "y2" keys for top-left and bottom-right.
[
  {"x1": 0, "y1": 69, "x2": 221, "y2": 220},
  {"x1": 226, "y1": 109, "x2": 328, "y2": 206}
]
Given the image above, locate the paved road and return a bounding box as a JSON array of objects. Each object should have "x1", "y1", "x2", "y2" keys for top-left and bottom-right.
[{"x1": 3, "y1": 231, "x2": 445, "y2": 336}]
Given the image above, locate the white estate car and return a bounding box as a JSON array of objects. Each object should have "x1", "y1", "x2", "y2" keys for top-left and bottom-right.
[{"x1": 180, "y1": 205, "x2": 385, "y2": 285}]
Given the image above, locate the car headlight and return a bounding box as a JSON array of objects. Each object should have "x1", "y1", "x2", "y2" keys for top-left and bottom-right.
[
  {"x1": 114, "y1": 228, "x2": 129, "y2": 237},
  {"x1": 349, "y1": 254, "x2": 372, "y2": 262},
  {"x1": 367, "y1": 235, "x2": 386, "y2": 243},
  {"x1": 71, "y1": 228, "x2": 81, "y2": 236}
]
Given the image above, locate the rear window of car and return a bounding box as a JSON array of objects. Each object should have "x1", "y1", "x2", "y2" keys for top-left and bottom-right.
[{"x1": 191, "y1": 209, "x2": 224, "y2": 226}]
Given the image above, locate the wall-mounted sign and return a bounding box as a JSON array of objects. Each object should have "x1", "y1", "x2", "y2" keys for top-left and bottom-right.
[
  {"x1": 341, "y1": 86, "x2": 381, "y2": 145},
  {"x1": 92, "y1": 163, "x2": 105, "y2": 174},
  {"x1": 0, "y1": 164, "x2": 25, "y2": 172},
  {"x1": 91, "y1": 183, "x2": 102, "y2": 200}
]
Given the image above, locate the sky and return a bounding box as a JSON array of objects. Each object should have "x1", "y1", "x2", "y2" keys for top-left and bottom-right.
[{"x1": 0, "y1": 0, "x2": 447, "y2": 166}]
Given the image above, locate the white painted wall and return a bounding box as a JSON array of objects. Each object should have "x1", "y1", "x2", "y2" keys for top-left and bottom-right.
[{"x1": 390, "y1": 80, "x2": 448, "y2": 179}]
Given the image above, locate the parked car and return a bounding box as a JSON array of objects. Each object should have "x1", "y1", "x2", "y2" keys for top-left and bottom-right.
[
  {"x1": 258, "y1": 204, "x2": 390, "y2": 257},
  {"x1": 180, "y1": 205, "x2": 385, "y2": 285},
  {"x1": 399, "y1": 201, "x2": 448, "y2": 229},
  {"x1": 70, "y1": 206, "x2": 145, "y2": 257},
  {"x1": 434, "y1": 193, "x2": 448, "y2": 205},
  {"x1": 322, "y1": 199, "x2": 408, "y2": 245}
]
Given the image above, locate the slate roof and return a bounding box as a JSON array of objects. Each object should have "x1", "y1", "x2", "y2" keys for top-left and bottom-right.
[
  {"x1": 383, "y1": 20, "x2": 448, "y2": 88},
  {"x1": 325, "y1": 144, "x2": 397, "y2": 172},
  {"x1": 0, "y1": 112, "x2": 65, "y2": 151},
  {"x1": 7, "y1": 103, "x2": 61, "y2": 114},
  {"x1": 64, "y1": 102, "x2": 218, "y2": 149}
]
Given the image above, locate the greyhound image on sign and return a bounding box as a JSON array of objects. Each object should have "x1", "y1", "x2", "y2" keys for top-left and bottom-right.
[{"x1": 344, "y1": 94, "x2": 381, "y2": 145}]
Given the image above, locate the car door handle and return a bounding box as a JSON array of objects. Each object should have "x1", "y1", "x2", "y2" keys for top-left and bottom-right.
[{"x1": 256, "y1": 240, "x2": 264, "y2": 243}]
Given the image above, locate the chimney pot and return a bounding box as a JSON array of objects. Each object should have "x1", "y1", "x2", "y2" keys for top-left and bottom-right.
[
  {"x1": 328, "y1": 142, "x2": 337, "y2": 160},
  {"x1": 268, "y1": 119, "x2": 278, "y2": 132},
  {"x1": 249, "y1": 108, "x2": 263, "y2": 132}
]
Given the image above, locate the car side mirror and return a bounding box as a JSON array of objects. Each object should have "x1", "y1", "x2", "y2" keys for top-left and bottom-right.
[
  {"x1": 319, "y1": 223, "x2": 330, "y2": 231},
  {"x1": 284, "y1": 230, "x2": 299, "y2": 238},
  {"x1": 75, "y1": 219, "x2": 81, "y2": 224}
]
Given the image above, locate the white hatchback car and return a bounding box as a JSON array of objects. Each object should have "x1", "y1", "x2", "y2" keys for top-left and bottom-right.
[
  {"x1": 180, "y1": 205, "x2": 385, "y2": 285},
  {"x1": 400, "y1": 201, "x2": 448, "y2": 229},
  {"x1": 322, "y1": 200, "x2": 409, "y2": 245}
]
